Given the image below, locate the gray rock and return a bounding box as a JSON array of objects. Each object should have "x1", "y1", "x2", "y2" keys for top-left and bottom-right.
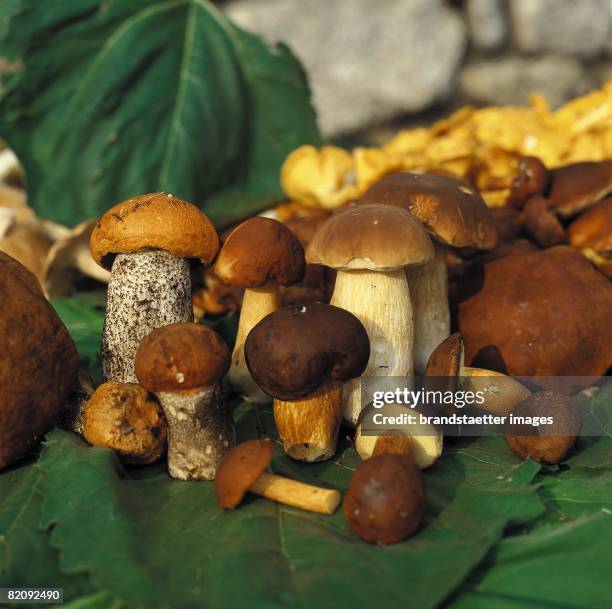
[
  {"x1": 224, "y1": 0, "x2": 466, "y2": 136},
  {"x1": 466, "y1": 0, "x2": 508, "y2": 51},
  {"x1": 509, "y1": 0, "x2": 611, "y2": 58}
]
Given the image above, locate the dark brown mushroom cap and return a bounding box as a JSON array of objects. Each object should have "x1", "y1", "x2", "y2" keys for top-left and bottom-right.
[
  {"x1": 522, "y1": 195, "x2": 566, "y2": 247},
  {"x1": 507, "y1": 156, "x2": 549, "y2": 208},
  {"x1": 215, "y1": 439, "x2": 274, "y2": 509},
  {"x1": 548, "y1": 161, "x2": 612, "y2": 217},
  {"x1": 135, "y1": 323, "x2": 230, "y2": 393},
  {"x1": 505, "y1": 392, "x2": 582, "y2": 465},
  {"x1": 214, "y1": 217, "x2": 305, "y2": 288},
  {"x1": 343, "y1": 453, "x2": 425, "y2": 544},
  {"x1": 306, "y1": 204, "x2": 433, "y2": 270},
  {"x1": 359, "y1": 172, "x2": 497, "y2": 250},
  {"x1": 568, "y1": 196, "x2": 612, "y2": 253},
  {"x1": 457, "y1": 246, "x2": 612, "y2": 391},
  {"x1": 90, "y1": 193, "x2": 219, "y2": 269},
  {"x1": 245, "y1": 303, "x2": 370, "y2": 401}
]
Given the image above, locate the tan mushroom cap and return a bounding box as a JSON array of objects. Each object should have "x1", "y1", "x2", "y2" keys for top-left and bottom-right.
[
  {"x1": 359, "y1": 172, "x2": 497, "y2": 250},
  {"x1": 215, "y1": 439, "x2": 275, "y2": 509},
  {"x1": 214, "y1": 216, "x2": 305, "y2": 288},
  {"x1": 90, "y1": 193, "x2": 219, "y2": 269},
  {"x1": 424, "y1": 333, "x2": 464, "y2": 378},
  {"x1": 306, "y1": 204, "x2": 433, "y2": 271},
  {"x1": 135, "y1": 322, "x2": 230, "y2": 393}
]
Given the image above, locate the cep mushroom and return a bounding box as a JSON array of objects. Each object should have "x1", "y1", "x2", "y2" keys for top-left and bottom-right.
[
  {"x1": 90, "y1": 193, "x2": 219, "y2": 383},
  {"x1": 506, "y1": 156, "x2": 550, "y2": 208},
  {"x1": 307, "y1": 204, "x2": 433, "y2": 425},
  {"x1": 245, "y1": 303, "x2": 370, "y2": 461},
  {"x1": 215, "y1": 439, "x2": 340, "y2": 514},
  {"x1": 359, "y1": 172, "x2": 497, "y2": 374},
  {"x1": 214, "y1": 216, "x2": 305, "y2": 403},
  {"x1": 135, "y1": 322, "x2": 234, "y2": 480}
]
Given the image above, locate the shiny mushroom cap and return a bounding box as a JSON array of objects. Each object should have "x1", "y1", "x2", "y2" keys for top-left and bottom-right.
[
  {"x1": 424, "y1": 333, "x2": 464, "y2": 378},
  {"x1": 507, "y1": 156, "x2": 549, "y2": 208}
]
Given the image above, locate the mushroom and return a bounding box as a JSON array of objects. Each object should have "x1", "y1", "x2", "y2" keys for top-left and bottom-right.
[
  {"x1": 505, "y1": 392, "x2": 582, "y2": 465},
  {"x1": 568, "y1": 196, "x2": 612, "y2": 278},
  {"x1": 215, "y1": 439, "x2": 340, "y2": 514},
  {"x1": 522, "y1": 195, "x2": 566, "y2": 247},
  {"x1": 55, "y1": 367, "x2": 96, "y2": 436},
  {"x1": 245, "y1": 303, "x2": 370, "y2": 462},
  {"x1": 134, "y1": 322, "x2": 234, "y2": 480},
  {"x1": 343, "y1": 453, "x2": 425, "y2": 544},
  {"x1": 371, "y1": 432, "x2": 415, "y2": 457},
  {"x1": 214, "y1": 216, "x2": 305, "y2": 403},
  {"x1": 90, "y1": 193, "x2": 219, "y2": 383},
  {"x1": 82, "y1": 381, "x2": 167, "y2": 465},
  {"x1": 307, "y1": 204, "x2": 433, "y2": 425},
  {"x1": 0, "y1": 252, "x2": 79, "y2": 469},
  {"x1": 359, "y1": 172, "x2": 497, "y2": 374},
  {"x1": 506, "y1": 156, "x2": 549, "y2": 208}
]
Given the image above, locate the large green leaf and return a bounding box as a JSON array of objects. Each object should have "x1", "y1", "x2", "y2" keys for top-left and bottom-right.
[{"x1": 0, "y1": 0, "x2": 320, "y2": 228}]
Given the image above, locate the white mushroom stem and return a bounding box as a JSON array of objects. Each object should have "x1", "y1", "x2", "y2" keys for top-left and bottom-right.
[
  {"x1": 330, "y1": 269, "x2": 413, "y2": 426},
  {"x1": 229, "y1": 286, "x2": 278, "y2": 403},
  {"x1": 274, "y1": 380, "x2": 343, "y2": 462},
  {"x1": 405, "y1": 243, "x2": 450, "y2": 375},
  {"x1": 102, "y1": 250, "x2": 192, "y2": 383},
  {"x1": 157, "y1": 385, "x2": 235, "y2": 480}
]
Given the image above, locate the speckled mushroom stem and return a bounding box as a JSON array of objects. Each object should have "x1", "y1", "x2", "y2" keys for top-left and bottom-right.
[
  {"x1": 229, "y1": 286, "x2": 279, "y2": 403},
  {"x1": 330, "y1": 269, "x2": 413, "y2": 427},
  {"x1": 405, "y1": 243, "x2": 450, "y2": 375},
  {"x1": 102, "y1": 250, "x2": 193, "y2": 383},
  {"x1": 273, "y1": 380, "x2": 343, "y2": 462},
  {"x1": 157, "y1": 385, "x2": 235, "y2": 480}
]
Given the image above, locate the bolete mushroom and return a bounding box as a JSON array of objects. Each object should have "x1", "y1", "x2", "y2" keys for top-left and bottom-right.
[
  {"x1": 90, "y1": 193, "x2": 219, "y2": 383},
  {"x1": 215, "y1": 439, "x2": 340, "y2": 514},
  {"x1": 506, "y1": 156, "x2": 549, "y2": 208},
  {"x1": 359, "y1": 172, "x2": 497, "y2": 374},
  {"x1": 245, "y1": 303, "x2": 370, "y2": 461},
  {"x1": 343, "y1": 453, "x2": 425, "y2": 544},
  {"x1": 522, "y1": 195, "x2": 566, "y2": 247},
  {"x1": 82, "y1": 381, "x2": 167, "y2": 465},
  {"x1": 214, "y1": 216, "x2": 305, "y2": 403},
  {"x1": 135, "y1": 322, "x2": 233, "y2": 480},
  {"x1": 307, "y1": 204, "x2": 433, "y2": 425}
]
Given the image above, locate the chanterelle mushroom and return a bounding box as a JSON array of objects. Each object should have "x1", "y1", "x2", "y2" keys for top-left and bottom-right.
[
  {"x1": 245, "y1": 303, "x2": 370, "y2": 461},
  {"x1": 214, "y1": 216, "x2": 304, "y2": 403},
  {"x1": 307, "y1": 204, "x2": 433, "y2": 425},
  {"x1": 135, "y1": 322, "x2": 233, "y2": 480},
  {"x1": 90, "y1": 193, "x2": 219, "y2": 383},
  {"x1": 359, "y1": 172, "x2": 497, "y2": 374}
]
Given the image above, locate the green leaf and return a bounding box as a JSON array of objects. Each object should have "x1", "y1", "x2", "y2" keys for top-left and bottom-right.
[{"x1": 0, "y1": 0, "x2": 320, "y2": 228}]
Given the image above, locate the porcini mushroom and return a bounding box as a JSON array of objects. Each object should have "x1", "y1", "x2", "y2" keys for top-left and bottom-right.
[
  {"x1": 307, "y1": 204, "x2": 433, "y2": 425},
  {"x1": 215, "y1": 439, "x2": 340, "y2": 514},
  {"x1": 506, "y1": 156, "x2": 549, "y2": 208},
  {"x1": 214, "y1": 216, "x2": 304, "y2": 403},
  {"x1": 245, "y1": 303, "x2": 370, "y2": 461},
  {"x1": 522, "y1": 195, "x2": 566, "y2": 247},
  {"x1": 135, "y1": 322, "x2": 233, "y2": 480},
  {"x1": 359, "y1": 172, "x2": 497, "y2": 374},
  {"x1": 90, "y1": 193, "x2": 219, "y2": 383}
]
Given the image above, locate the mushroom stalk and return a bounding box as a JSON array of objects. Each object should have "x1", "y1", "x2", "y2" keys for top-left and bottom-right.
[
  {"x1": 157, "y1": 385, "x2": 235, "y2": 480},
  {"x1": 102, "y1": 250, "x2": 192, "y2": 383},
  {"x1": 273, "y1": 380, "x2": 342, "y2": 462},
  {"x1": 405, "y1": 243, "x2": 450, "y2": 375},
  {"x1": 330, "y1": 269, "x2": 413, "y2": 426}
]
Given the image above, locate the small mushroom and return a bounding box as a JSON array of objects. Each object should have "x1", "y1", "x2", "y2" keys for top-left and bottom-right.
[
  {"x1": 90, "y1": 193, "x2": 219, "y2": 383},
  {"x1": 135, "y1": 322, "x2": 234, "y2": 480},
  {"x1": 522, "y1": 195, "x2": 566, "y2": 247},
  {"x1": 371, "y1": 432, "x2": 415, "y2": 457},
  {"x1": 505, "y1": 392, "x2": 582, "y2": 465},
  {"x1": 307, "y1": 204, "x2": 434, "y2": 425},
  {"x1": 215, "y1": 439, "x2": 340, "y2": 514},
  {"x1": 506, "y1": 156, "x2": 549, "y2": 208},
  {"x1": 214, "y1": 216, "x2": 305, "y2": 403},
  {"x1": 343, "y1": 453, "x2": 425, "y2": 544},
  {"x1": 82, "y1": 381, "x2": 167, "y2": 465},
  {"x1": 245, "y1": 303, "x2": 370, "y2": 462}
]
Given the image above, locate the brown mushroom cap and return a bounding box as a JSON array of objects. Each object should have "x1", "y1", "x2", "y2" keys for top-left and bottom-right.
[
  {"x1": 90, "y1": 193, "x2": 219, "y2": 269},
  {"x1": 306, "y1": 204, "x2": 434, "y2": 271},
  {"x1": 507, "y1": 156, "x2": 549, "y2": 208},
  {"x1": 522, "y1": 195, "x2": 566, "y2": 247},
  {"x1": 82, "y1": 381, "x2": 167, "y2": 465},
  {"x1": 457, "y1": 246, "x2": 612, "y2": 390},
  {"x1": 135, "y1": 322, "x2": 230, "y2": 393},
  {"x1": 0, "y1": 252, "x2": 79, "y2": 469},
  {"x1": 359, "y1": 172, "x2": 497, "y2": 250},
  {"x1": 424, "y1": 333, "x2": 464, "y2": 378},
  {"x1": 214, "y1": 216, "x2": 305, "y2": 288},
  {"x1": 505, "y1": 392, "x2": 582, "y2": 465},
  {"x1": 215, "y1": 439, "x2": 275, "y2": 509},
  {"x1": 245, "y1": 303, "x2": 370, "y2": 401},
  {"x1": 343, "y1": 453, "x2": 425, "y2": 544}
]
